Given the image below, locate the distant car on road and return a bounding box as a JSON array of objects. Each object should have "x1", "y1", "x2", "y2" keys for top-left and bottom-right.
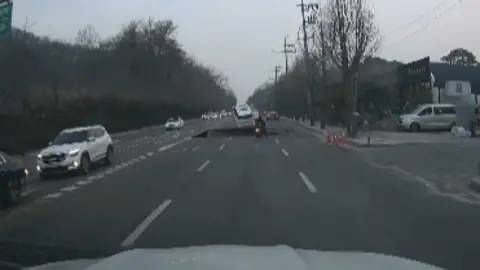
[
  {"x1": 0, "y1": 151, "x2": 29, "y2": 206},
  {"x1": 36, "y1": 125, "x2": 114, "y2": 179},
  {"x1": 232, "y1": 103, "x2": 256, "y2": 128},
  {"x1": 204, "y1": 112, "x2": 218, "y2": 120},
  {"x1": 220, "y1": 110, "x2": 228, "y2": 118},
  {"x1": 165, "y1": 116, "x2": 184, "y2": 130},
  {"x1": 266, "y1": 111, "x2": 279, "y2": 120}
]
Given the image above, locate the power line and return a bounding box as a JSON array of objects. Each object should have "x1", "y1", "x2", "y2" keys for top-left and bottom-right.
[
  {"x1": 390, "y1": 0, "x2": 449, "y2": 36},
  {"x1": 383, "y1": 0, "x2": 463, "y2": 50}
]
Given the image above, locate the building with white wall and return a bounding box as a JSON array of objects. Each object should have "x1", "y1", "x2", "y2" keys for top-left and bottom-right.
[{"x1": 429, "y1": 63, "x2": 480, "y2": 106}]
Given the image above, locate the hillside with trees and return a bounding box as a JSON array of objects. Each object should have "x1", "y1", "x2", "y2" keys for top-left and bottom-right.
[{"x1": 0, "y1": 18, "x2": 237, "y2": 154}]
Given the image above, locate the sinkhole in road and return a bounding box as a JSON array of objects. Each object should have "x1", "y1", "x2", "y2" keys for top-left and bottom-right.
[{"x1": 193, "y1": 128, "x2": 282, "y2": 138}]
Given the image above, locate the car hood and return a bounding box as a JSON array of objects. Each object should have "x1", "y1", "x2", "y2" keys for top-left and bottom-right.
[
  {"x1": 40, "y1": 143, "x2": 86, "y2": 156},
  {"x1": 25, "y1": 245, "x2": 443, "y2": 270}
]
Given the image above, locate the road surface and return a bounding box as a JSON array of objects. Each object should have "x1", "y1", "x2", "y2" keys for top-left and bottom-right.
[{"x1": 0, "y1": 118, "x2": 479, "y2": 269}]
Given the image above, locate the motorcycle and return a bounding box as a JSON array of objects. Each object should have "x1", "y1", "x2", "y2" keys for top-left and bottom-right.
[{"x1": 255, "y1": 127, "x2": 262, "y2": 138}]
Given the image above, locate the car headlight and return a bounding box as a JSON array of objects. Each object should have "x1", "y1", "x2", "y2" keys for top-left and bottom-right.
[
  {"x1": 68, "y1": 149, "x2": 80, "y2": 156},
  {"x1": 24, "y1": 169, "x2": 29, "y2": 176}
]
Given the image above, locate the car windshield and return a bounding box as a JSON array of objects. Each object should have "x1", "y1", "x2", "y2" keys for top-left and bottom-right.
[
  {"x1": 0, "y1": 3, "x2": 472, "y2": 270},
  {"x1": 51, "y1": 130, "x2": 88, "y2": 145},
  {"x1": 404, "y1": 104, "x2": 421, "y2": 114}
]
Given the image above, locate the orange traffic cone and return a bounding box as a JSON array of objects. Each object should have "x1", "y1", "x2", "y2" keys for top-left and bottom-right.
[
  {"x1": 341, "y1": 132, "x2": 346, "y2": 144},
  {"x1": 333, "y1": 133, "x2": 338, "y2": 145},
  {"x1": 327, "y1": 134, "x2": 331, "y2": 143}
]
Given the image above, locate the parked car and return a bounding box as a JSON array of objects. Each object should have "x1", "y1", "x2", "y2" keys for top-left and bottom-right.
[
  {"x1": 0, "y1": 151, "x2": 29, "y2": 206},
  {"x1": 37, "y1": 125, "x2": 114, "y2": 179},
  {"x1": 397, "y1": 103, "x2": 456, "y2": 132},
  {"x1": 165, "y1": 116, "x2": 184, "y2": 130}
]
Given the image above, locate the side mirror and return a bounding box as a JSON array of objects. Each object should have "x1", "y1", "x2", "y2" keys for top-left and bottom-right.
[
  {"x1": 48, "y1": 141, "x2": 52, "y2": 146},
  {"x1": 88, "y1": 137, "x2": 96, "y2": 142}
]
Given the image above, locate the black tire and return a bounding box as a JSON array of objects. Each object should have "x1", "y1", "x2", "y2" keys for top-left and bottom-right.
[
  {"x1": 104, "y1": 146, "x2": 113, "y2": 165},
  {"x1": 4, "y1": 178, "x2": 22, "y2": 206},
  {"x1": 80, "y1": 154, "x2": 91, "y2": 175},
  {"x1": 410, "y1": 122, "x2": 420, "y2": 132}
]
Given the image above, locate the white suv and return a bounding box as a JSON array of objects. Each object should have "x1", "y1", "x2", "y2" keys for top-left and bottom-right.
[{"x1": 36, "y1": 125, "x2": 114, "y2": 179}]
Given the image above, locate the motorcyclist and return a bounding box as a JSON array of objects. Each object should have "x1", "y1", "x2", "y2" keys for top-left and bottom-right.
[{"x1": 255, "y1": 115, "x2": 267, "y2": 136}]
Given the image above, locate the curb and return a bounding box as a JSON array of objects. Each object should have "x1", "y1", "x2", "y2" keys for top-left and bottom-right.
[{"x1": 285, "y1": 118, "x2": 359, "y2": 151}]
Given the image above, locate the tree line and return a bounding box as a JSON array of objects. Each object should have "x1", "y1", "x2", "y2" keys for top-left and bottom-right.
[
  {"x1": 247, "y1": 0, "x2": 478, "y2": 134},
  {"x1": 248, "y1": 0, "x2": 381, "y2": 134},
  {"x1": 0, "y1": 18, "x2": 237, "y2": 154}
]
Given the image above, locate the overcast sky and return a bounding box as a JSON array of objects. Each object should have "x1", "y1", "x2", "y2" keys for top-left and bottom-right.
[{"x1": 11, "y1": 0, "x2": 477, "y2": 102}]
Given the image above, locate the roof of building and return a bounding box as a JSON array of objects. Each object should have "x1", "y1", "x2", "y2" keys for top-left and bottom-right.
[{"x1": 430, "y1": 63, "x2": 480, "y2": 93}]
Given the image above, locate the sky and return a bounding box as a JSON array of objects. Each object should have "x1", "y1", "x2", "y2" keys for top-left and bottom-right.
[{"x1": 10, "y1": 0, "x2": 478, "y2": 103}]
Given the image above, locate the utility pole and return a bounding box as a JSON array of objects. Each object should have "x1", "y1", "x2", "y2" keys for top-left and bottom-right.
[
  {"x1": 273, "y1": 36, "x2": 295, "y2": 74},
  {"x1": 297, "y1": 0, "x2": 318, "y2": 126},
  {"x1": 318, "y1": 2, "x2": 327, "y2": 129},
  {"x1": 273, "y1": 65, "x2": 281, "y2": 83}
]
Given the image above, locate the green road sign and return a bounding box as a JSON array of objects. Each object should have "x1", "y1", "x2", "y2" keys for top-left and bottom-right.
[{"x1": 0, "y1": 1, "x2": 12, "y2": 36}]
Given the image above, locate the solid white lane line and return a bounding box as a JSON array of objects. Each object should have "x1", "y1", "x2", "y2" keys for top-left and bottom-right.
[
  {"x1": 197, "y1": 160, "x2": 210, "y2": 172},
  {"x1": 76, "y1": 179, "x2": 93, "y2": 186},
  {"x1": 192, "y1": 146, "x2": 200, "y2": 152},
  {"x1": 121, "y1": 199, "x2": 172, "y2": 247},
  {"x1": 298, "y1": 172, "x2": 317, "y2": 193},
  {"x1": 21, "y1": 187, "x2": 38, "y2": 196},
  {"x1": 87, "y1": 175, "x2": 98, "y2": 181},
  {"x1": 43, "y1": 192, "x2": 62, "y2": 199},
  {"x1": 61, "y1": 186, "x2": 79, "y2": 192},
  {"x1": 147, "y1": 152, "x2": 154, "y2": 156},
  {"x1": 281, "y1": 149, "x2": 289, "y2": 156},
  {"x1": 219, "y1": 143, "x2": 225, "y2": 151}
]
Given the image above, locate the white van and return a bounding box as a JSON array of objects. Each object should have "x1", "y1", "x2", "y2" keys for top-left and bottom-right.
[{"x1": 397, "y1": 103, "x2": 456, "y2": 132}]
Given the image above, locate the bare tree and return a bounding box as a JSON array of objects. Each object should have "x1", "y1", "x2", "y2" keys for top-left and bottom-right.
[
  {"x1": 315, "y1": 0, "x2": 380, "y2": 134},
  {"x1": 75, "y1": 24, "x2": 100, "y2": 48}
]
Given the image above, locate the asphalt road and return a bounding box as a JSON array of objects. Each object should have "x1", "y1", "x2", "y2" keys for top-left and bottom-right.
[{"x1": 0, "y1": 118, "x2": 480, "y2": 269}]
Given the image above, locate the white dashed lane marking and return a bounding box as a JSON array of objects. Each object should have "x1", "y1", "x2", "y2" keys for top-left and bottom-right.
[
  {"x1": 282, "y1": 149, "x2": 289, "y2": 157},
  {"x1": 197, "y1": 160, "x2": 210, "y2": 172},
  {"x1": 298, "y1": 172, "x2": 317, "y2": 193},
  {"x1": 121, "y1": 199, "x2": 172, "y2": 247},
  {"x1": 219, "y1": 144, "x2": 225, "y2": 151}
]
